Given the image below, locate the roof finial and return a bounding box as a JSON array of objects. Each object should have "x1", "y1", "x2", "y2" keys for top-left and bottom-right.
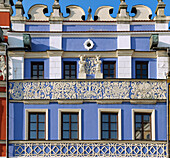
[
  {"x1": 157, "y1": 0, "x2": 162, "y2": 2},
  {"x1": 87, "y1": 7, "x2": 93, "y2": 21},
  {"x1": 88, "y1": 7, "x2": 92, "y2": 14}
]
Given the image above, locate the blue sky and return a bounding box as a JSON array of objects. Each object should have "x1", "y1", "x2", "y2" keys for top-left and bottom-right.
[{"x1": 12, "y1": 0, "x2": 170, "y2": 19}]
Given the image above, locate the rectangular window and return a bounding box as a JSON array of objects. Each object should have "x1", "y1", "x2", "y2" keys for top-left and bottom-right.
[
  {"x1": 29, "y1": 113, "x2": 46, "y2": 140},
  {"x1": 101, "y1": 113, "x2": 118, "y2": 140},
  {"x1": 31, "y1": 62, "x2": 44, "y2": 79},
  {"x1": 135, "y1": 113, "x2": 151, "y2": 140},
  {"x1": 103, "y1": 61, "x2": 116, "y2": 79},
  {"x1": 136, "y1": 61, "x2": 148, "y2": 79},
  {"x1": 64, "y1": 62, "x2": 77, "y2": 79},
  {"x1": 61, "y1": 113, "x2": 79, "y2": 140}
]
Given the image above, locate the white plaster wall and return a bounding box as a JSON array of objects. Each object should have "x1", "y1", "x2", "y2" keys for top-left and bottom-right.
[
  {"x1": 11, "y1": 57, "x2": 24, "y2": 79},
  {"x1": 157, "y1": 57, "x2": 168, "y2": 79},
  {"x1": 8, "y1": 34, "x2": 24, "y2": 48},
  {"x1": 158, "y1": 35, "x2": 170, "y2": 47},
  {"x1": 117, "y1": 35, "x2": 131, "y2": 49},
  {"x1": 50, "y1": 35, "x2": 62, "y2": 50},
  {"x1": 12, "y1": 23, "x2": 25, "y2": 31},
  {"x1": 49, "y1": 56, "x2": 61, "y2": 79},
  {"x1": 50, "y1": 23, "x2": 62, "y2": 31},
  {"x1": 118, "y1": 56, "x2": 131, "y2": 78},
  {"x1": 155, "y1": 23, "x2": 168, "y2": 31},
  {"x1": 117, "y1": 24, "x2": 130, "y2": 31}
]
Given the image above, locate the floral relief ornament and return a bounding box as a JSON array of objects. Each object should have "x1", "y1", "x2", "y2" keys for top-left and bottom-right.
[{"x1": 0, "y1": 55, "x2": 6, "y2": 80}]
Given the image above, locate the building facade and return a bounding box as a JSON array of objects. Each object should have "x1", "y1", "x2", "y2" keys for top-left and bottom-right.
[{"x1": 0, "y1": 0, "x2": 169, "y2": 157}]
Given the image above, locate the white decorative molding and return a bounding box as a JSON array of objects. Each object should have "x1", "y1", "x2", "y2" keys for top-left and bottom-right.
[
  {"x1": 83, "y1": 39, "x2": 94, "y2": 51},
  {"x1": 0, "y1": 55, "x2": 6, "y2": 80},
  {"x1": 132, "y1": 109, "x2": 155, "y2": 141},
  {"x1": 98, "y1": 108, "x2": 122, "y2": 140},
  {"x1": 78, "y1": 55, "x2": 86, "y2": 79},
  {"x1": 94, "y1": 56, "x2": 103, "y2": 79},
  {"x1": 25, "y1": 109, "x2": 48, "y2": 140},
  {"x1": 58, "y1": 109, "x2": 82, "y2": 140}
]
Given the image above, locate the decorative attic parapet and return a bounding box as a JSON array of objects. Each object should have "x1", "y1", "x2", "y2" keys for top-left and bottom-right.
[
  {"x1": 154, "y1": 0, "x2": 166, "y2": 21},
  {"x1": 0, "y1": 0, "x2": 13, "y2": 14}
]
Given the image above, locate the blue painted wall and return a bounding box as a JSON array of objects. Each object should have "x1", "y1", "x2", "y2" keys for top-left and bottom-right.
[
  {"x1": 25, "y1": 25, "x2": 49, "y2": 31},
  {"x1": 131, "y1": 37, "x2": 150, "y2": 51},
  {"x1": 63, "y1": 25, "x2": 117, "y2": 31},
  {"x1": 31, "y1": 37, "x2": 49, "y2": 51},
  {"x1": 130, "y1": 25, "x2": 155, "y2": 31},
  {"x1": 9, "y1": 102, "x2": 166, "y2": 141},
  {"x1": 62, "y1": 37, "x2": 117, "y2": 51},
  {"x1": 24, "y1": 58, "x2": 49, "y2": 79},
  {"x1": 132, "y1": 58, "x2": 157, "y2": 79}
]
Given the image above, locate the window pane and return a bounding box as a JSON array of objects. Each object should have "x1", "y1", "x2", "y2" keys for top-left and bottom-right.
[
  {"x1": 102, "y1": 131, "x2": 109, "y2": 139},
  {"x1": 110, "y1": 123, "x2": 117, "y2": 130},
  {"x1": 33, "y1": 65, "x2": 37, "y2": 70},
  {"x1": 144, "y1": 123, "x2": 150, "y2": 131},
  {"x1": 142, "y1": 70, "x2": 147, "y2": 75},
  {"x1": 63, "y1": 123, "x2": 69, "y2": 130},
  {"x1": 30, "y1": 114, "x2": 36, "y2": 122},
  {"x1": 63, "y1": 114, "x2": 69, "y2": 122},
  {"x1": 71, "y1": 114, "x2": 78, "y2": 122},
  {"x1": 144, "y1": 131, "x2": 151, "y2": 140},
  {"x1": 110, "y1": 115, "x2": 117, "y2": 122},
  {"x1": 39, "y1": 65, "x2": 43, "y2": 70},
  {"x1": 32, "y1": 76, "x2": 38, "y2": 79},
  {"x1": 38, "y1": 123, "x2": 45, "y2": 130},
  {"x1": 65, "y1": 65, "x2": 69, "y2": 69},
  {"x1": 63, "y1": 131, "x2": 69, "y2": 139},
  {"x1": 39, "y1": 114, "x2": 45, "y2": 122},
  {"x1": 144, "y1": 115, "x2": 150, "y2": 122},
  {"x1": 137, "y1": 64, "x2": 141, "y2": 69},
  {"x1": 38, "y1": 131, "x2": 45, "y2": 139},
  {"x1": 110, "y1": 64, "x2": 114, "y2": 69},
  {"x1": 71, "y1": 131, "x2": 78, "y2": 139},
  {"x1": 71, "y1": 65, "x2": 75, "y2": 69},
  {"x1": 142, "y1": 64, "x2": 147, "y2": 69},
  {"x1": 39, "y1": 71, "x2": 43, "y2": 76},
  {"x1": 102, "y1": 114, "x2": 109, "y2": 122},
  {"x1": 71, "y1": 76, "x2": 76, "y2": 79},
  {"x1": 135, "y1": 123, "x2": 142, "y2": 130},
  {"x1": 71, "y1": 70, "x2": 75, "y2": 75},
  {"x1": 33, "y1": 71, "x2": 37, "y2": 75},
  {"x1": 136, "y1": 70, "x2": 141, "y2": 75},
  {"x1": 102, "y1": 123, "x2": 109, "y2": 130},
  {"x1": 65, "y1": 71, "x2": 69, "y2": 75},
  {"x1": 111, "y1": 131, "x2": 117, "y2": 139},
  {"x1": 104, "y1": 65, "x2": 108, "y2": 69},
  {"x1": 71, "y1": 123, "x2": 77, "y2": 130},
  {"x1": 135, "y1": 115, "x2": 142, "y2": 122},
  {"x1": 30, "y1": 123, "x2": 36, "y2": 130},
  {"x1": 30, "y1": 131, "x2": 36, "y2": 139},
  {"x1": 104, "y1": 70, "x2": 108, "y2": 75},
  {"x1": 135, "y1": 130, "x2": 142, "y2": 140}
]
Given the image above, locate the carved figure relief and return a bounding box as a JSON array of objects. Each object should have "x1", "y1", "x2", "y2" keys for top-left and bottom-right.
[
  {"x1": 94, "y1": 55, "x2": 102, "y2": 73},
  {"x1": 79, "y1": 55, "x2": 86, "y2": 73},
  {"x1": 0, "y1": 55, "x2": 6, "y2": 80}
]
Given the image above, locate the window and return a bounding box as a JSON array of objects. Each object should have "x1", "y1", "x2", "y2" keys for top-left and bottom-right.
[
  {"x1": 31, "y1": 62, "x2": 44, "y2": 79},
  {"x1": 135, "y1": 113, "x2": 151, "y2": 140},
  {"x1": 98, "y1": 109, "x2": 121, "y2": 140},
  {"x1": 136, "y1": 61, "x2": 148, "y2": 79},
  {"x1": 61, "y1": 113, "x2": 79, "y2": 140},
  {"x1": 29, "y1": 113, "x2": 46, "y2": 140},
  {"x1": 103, "y1": 61, "x2": 116, "y2": 79},
  {"x1": 132, "y1": 109, "x2": 155, "y2": 141},
  {"x1": 64, "y1": 62, "x2": 77, "y2": 79},
  {"x1": 101, "y1": 113, "x2": 118, "y2": 140}
]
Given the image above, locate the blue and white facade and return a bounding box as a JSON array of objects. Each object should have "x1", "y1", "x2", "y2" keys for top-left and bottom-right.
[{"x1": 7, "y1": 0, "x2": 170, "y2": 157}]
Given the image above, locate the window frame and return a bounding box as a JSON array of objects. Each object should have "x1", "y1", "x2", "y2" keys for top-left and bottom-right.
[
  {"x1": 132, "y1": 109, "x2": 155, "y2": 141},
  {"x1": 31, "y1": 62, "x2": 44, "y2": 79},
  {"x1": 98, "y1": 109, "x2": 122, "y2": 140},
  {"x1": 103, "y1": 61, "x2": 116, "y2": 79},
  {"x1": 135, "y1": 61, "x2": 148, "y2": 79},
  {"x1": 63, "y1": 61, "x2": 77, "y2": 79},
  {"x1": 25, "y1": 109, "x2": 48, "y2": 140},
  {"x1": 58, "y1": 109, "x2": 82, "y2": 140}
]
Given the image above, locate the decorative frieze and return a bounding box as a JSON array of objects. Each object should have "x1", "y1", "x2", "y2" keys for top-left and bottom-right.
[{"x1": 9, "y1": 80, "x2": 166, "y2": 100}]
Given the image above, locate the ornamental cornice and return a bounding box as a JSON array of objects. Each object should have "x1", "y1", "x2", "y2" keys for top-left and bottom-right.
[
  {"x1": 47, "y1": 50, "x2": 63, "y2": 57},
  {"x1": 116, "y1": 50, "x2": 134, "y2": 56}
]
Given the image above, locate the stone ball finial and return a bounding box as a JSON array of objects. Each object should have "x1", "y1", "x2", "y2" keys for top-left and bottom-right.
[{"x1": 88, "y1": 7, "x2": 92, "y2": 14}]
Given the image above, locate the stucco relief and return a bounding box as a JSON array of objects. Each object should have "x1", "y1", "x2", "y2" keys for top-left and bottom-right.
[
  {"x1": 9, "y1": 80, "x2": 166, "y2": 100},
  {"x1": 0, "y1": 55, "x2": 6, "y2": 80},
  {"x1": 85, "y1": 57, "x2": 97, "y2": 74}
]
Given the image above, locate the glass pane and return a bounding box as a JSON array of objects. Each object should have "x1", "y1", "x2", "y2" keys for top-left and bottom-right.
[
  {"x1": 39, "y1": 65, "x2": 43, "y2": 70},
  {"x1": 135, "y1": 130, "x2": 142, "y2": 140},
  {"x1": 102, "y1": 123, "x2": 109, "y2": 130},
  {"x1": 65, "y1": 65, "x2": 69, "y2": 69},
  {"x1": 71, "y1": 114, "x2": 78, "y2": 122},
  {"x1": 71, "y1": 76, "x2": 76, "y2": 79},
  {"x1": 136, "y1": 75, "x2": 140, "y2": 79},
  {"x1": 33, "y1": 65, "x2": 37, "y2": 70},
  {"x1": 38, "y1": 131, "x2": 45, "y2": 139},
  {"x1": 137, "y1": 64, "x2": 141, "y2": 69},
  {"x1": 71, "y1": 70, "x2": 75, "y2": 75},
  {"x1": 32, "y1": 76, "x2": 38, "y2": 79},
  {"x1": 102, "y1": 131, "x2": 109, "y2": 139},
  {"x1": 110, "y1": 115, "x2": 117, "y2": 122},
  {"x1": 71, "y1": 123, "x2": 77, "y2": 130},
  {"x1": 110, "y1": 64, "x2": 114, "y2": 69},
  {"x1": 102, "y1": 114, "x2": 109, "y2": 122},
  {"x1": 144, "y1": 131, "x2": 151, "y2": 140},
  {"x1": 135, "y1": 123, "x2": 142, "y2": 130},
  {"x1": 38, "y1": 123, "x2": 45, "y2": 130},
  {"x1": 65, "y1": 76, "x2": 69, "y2": 79},
  {"x1": 142, "y1": 70, "x2": 147, "y2": 75},
  {"x1": 104, "y1": 70, "x2": 108, "y2": 75},
  {"x1": 137, "y1": 70, "x2": 141, "y2": 75},
  {"x1": 63, "y1": 114, "x2": 69, "y2": 122},
  {"x1": 144, "y1": 115, "x2": 150, "y2": 122},
  {"x1": 104, "y1": 64, "x2": 108, "y2": 69},
  {"x1": 104, "y1": 75, "x2": 108, "y2": 78},
  {"x1": 63, "y1": 131, "x2": 69, "y2": 139},
  {"x1": 111, "y1": 131, "x2": 117, "y2": 139},
  {"x1": 65, "y1": 71, "x2": 69, "y2": 75},
  {"x1": 110, "y1": 123, "x2": 117, "y2": 130},
  {"x1": 135, "y1": 115, "x2": 142, "y2": 122},
  {"x1": 30, "y1": 114, "x2": 36, "y2": 122},
  {"x1": 71, "y1": 65, "x2": 75, "y2": 69},
  {"x1": 110, "y1": 70, "x2": 114, "y2": 74},
  {"x1": 39, "y1": 71, "x2": 43, "y2": 76},
  {"x1": 38, "y1": 114, "x2": 45, "y2": 122},
  {"x1": 39, "y1": 76, "x2": 44, "y2": 79},
  {"x1": 71, "y1": 131, "x2": 78, "y2": 139},
  {"x1": 144, "y1": 123, "x2": 150, "y2": 131},
  {"x1": 30, "y1": 123, "x2": 36, "y2": 130},
  {"x1": 142, "y1": 64, "x2": 147, "y2": 69},
  {"x1": 33, "y1": 71, "x2": 37, "y2": 75},
  {"x1": 63, "y1": 123, "x2": 69, "y2": 130},
  {"x1": 142, "y1": 75, "x2": 147, "y2": 79},
  {"x1": 30, "y1": 131, "x2": 36, "y2": 139}
]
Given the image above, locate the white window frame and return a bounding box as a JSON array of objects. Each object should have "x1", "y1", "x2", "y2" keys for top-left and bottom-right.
[
  {"x1": 25, "y1": 109, "x2": 49, "y2": 140},
  {"x1": 132, "y1": 109, "x2": 155, "y2": 140},
  {"x1": 98, "y1": 108, "x2": 122, "y2": 140},
  {"x1": 58, "y1": 109, "x2": 82, "y2": 140}
]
